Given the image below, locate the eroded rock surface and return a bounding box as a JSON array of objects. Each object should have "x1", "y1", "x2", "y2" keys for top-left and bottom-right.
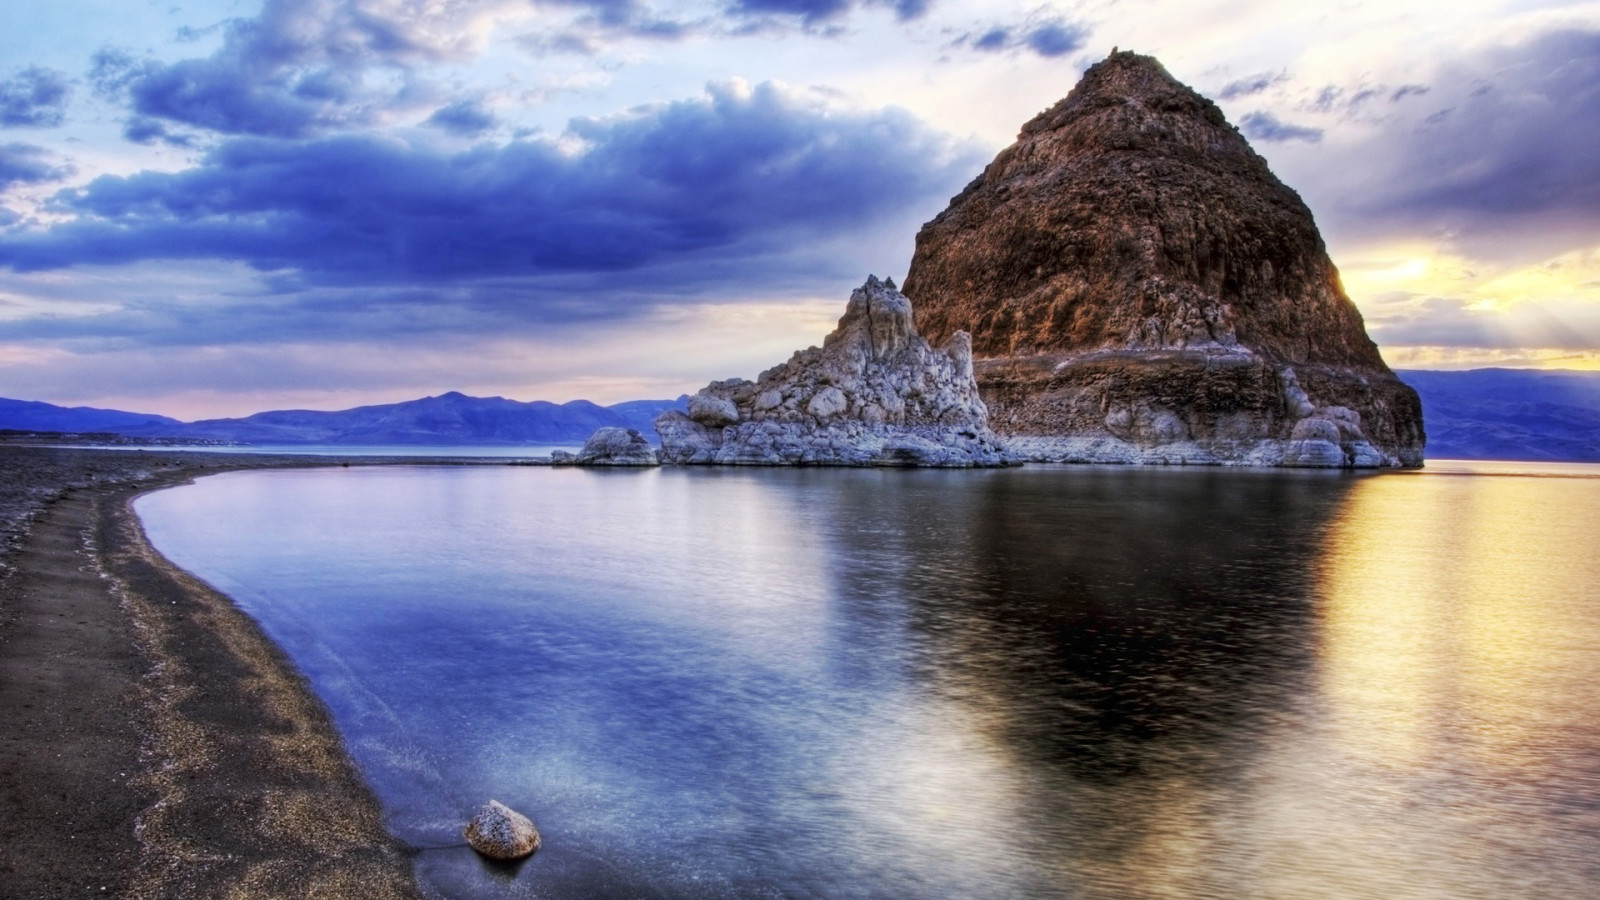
[
  {"x1": 901, "y1": 50, "x2": 1424, "y2": 467},
  {"x1": 575, "y1": 427, "x2": 659, "y2": 466},
  {"x1": 655, "y1": 277, "x2": 1010, "y2": 467}
]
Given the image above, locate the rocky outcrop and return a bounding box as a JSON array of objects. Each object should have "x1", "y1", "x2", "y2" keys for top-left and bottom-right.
[
  {"x1": 900, "y1": 50, "x2": 1424, "y2": 467},
  {"x1": 655, "y1": 276, "x2": 1010, "y2": 467},
  {"x1": 465, "y1": 800, "x2": 541, "y2": 860},
  {"x1": 575, "y1": 427, "x2": 658, "y2": 466}
]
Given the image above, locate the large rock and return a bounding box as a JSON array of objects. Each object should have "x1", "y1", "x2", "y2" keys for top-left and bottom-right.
[
  {"x1": 900, "y1": 50, "x2": 1424, "y2": 468},
  {"x1": 464, "y1": 800, "x2": 541, "y2": 860},
  {"x1": 655, "y1": 276, "x2": 1011, "y2": 467},
  {"x1": 576, "y1": 426, "x2": 659, "y2": 466}
]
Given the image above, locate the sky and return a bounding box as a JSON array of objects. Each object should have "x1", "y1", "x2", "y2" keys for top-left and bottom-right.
[{"x1": 0, "y1": 0, "x2": 1597, "y2": 418}]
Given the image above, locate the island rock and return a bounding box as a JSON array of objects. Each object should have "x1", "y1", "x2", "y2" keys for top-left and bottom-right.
[
  {"x1": 576, "y1": 427, "x2": 659, "y2": 466},
  {"x1": 464, "y1": 799, "x2": 541, "y2": 860},
  {"x1": 655, "y1": 276, "x2": 1011, "y2": 467},
  {"x1": 900, "y1": 50, "x2": 1424, "y2": 468}
]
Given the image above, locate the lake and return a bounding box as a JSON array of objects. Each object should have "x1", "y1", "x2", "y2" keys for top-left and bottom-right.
[{"x1": 135, "y1": 462, "x2": 1600, "y2": 899}]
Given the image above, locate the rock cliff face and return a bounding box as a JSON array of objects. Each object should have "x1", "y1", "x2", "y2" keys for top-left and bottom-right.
[
  {"x1": 655, "y1": 276, "x2": 1010, "y2": 466},
  {"x1": 900, "y1": 50, "x2": 1424, "y2": 467}
]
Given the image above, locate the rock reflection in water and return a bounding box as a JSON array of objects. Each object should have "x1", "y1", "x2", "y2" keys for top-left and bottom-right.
[
  {"x1": 133, "y1": 464, "x2": 1600, "y2": 900},
  {"x1": 810, "y1": 467, "x2": 1352, "y2": 898}
]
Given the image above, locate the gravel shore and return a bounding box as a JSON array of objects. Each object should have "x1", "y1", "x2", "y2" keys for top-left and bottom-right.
[{"x1": 0, "y1": 445, "x2": 460, "y2": 898}]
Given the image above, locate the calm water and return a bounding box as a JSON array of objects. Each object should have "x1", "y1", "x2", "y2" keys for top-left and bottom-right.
[
  {"x1": 135, "y1": 463, "x2": 1600, "y2": 899},
  {"x1": 62, "y1": 443, "x2": 578, "y2": 457}
]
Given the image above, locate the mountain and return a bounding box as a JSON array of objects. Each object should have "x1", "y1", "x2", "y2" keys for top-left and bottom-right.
[
  {"x1": 900, "y1": 50, "x2": 1423, "y2": 468},
  {"x1": 1399, "y1": 369, "x2": 1600, "y2": 462},
  {"x1": 0, "y1": 392, "x2": 687, "y2": 446},
  {"x1": 607, "y1": 396, "x2": 691, "y2": 435},
  {"x1": 0, "y1": 397, "x2": 183, "y2": 434}
]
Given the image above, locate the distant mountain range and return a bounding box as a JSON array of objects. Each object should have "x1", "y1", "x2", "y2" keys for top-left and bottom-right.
[
  {"x1": 0, "y1": 392, "x2": 687, "y2": 446},
  {"x1": 3, "y1": 370, "x2": 1599, "y2": 460},
  {"x1": 1397, "y1": 369, "x2": 1600, "y2": 463}
]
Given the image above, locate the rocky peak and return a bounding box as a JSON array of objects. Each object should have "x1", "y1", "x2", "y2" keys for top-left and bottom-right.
[
  {"x1": 1019, "y1": 51, "x2": 1233, "y2": 141},
  {"x1": 905, "y1": 49, "x2": 1383, "y2": 371},
  {"x1": 899, "y1": 49, "x2": 1424, "y2": 467},
  {"x1": 827, "y1": 274, "x2": 918, "y2": 361}
]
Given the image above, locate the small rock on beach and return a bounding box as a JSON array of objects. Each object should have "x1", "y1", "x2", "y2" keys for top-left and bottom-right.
[{"x1": 465, "y1": 800, "x2": 542, "y2": 860}]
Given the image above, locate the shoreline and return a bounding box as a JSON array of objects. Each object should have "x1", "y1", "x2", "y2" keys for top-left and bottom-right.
[{"x1": 0, "y1": 447, "x2": 439, "y2": 898}]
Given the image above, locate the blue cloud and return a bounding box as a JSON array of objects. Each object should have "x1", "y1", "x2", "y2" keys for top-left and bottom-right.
[
  {"x1": 1024, "y1": 22, "x2": 1088, "y2": 58},
  {"x1": 1217, "y1": 72, "x2": 1283, "y2": 101},
  {"x1": 89, "y1": 0, "x2": 518, "y2": 138},
  {"x1": 92, "y1": 0, "x2": 931, "y2": 135},
  {"x1": 0, "y1": 67, "x2": 72, "y2": 128},
  {"x1": 962, "y1": 17, "x2": 1088, "y2": 58},
  {"x1": 425, "y1": 100, "x2": 497, "y2": 137},
  {"x1": 127, "y1": 59, "x2": 334, "y2": 138},
  {"x1": 971, "y1": 28, "x2": 1009, "y2": 52},
  {"x1": 729, "y1": 0, "x2": 931, "y2": 25},
  {"x1": 1, "y1": 82, "x2": 978, "y2": 295},
  {"x1": 0, "y1": 143, "x2": 73, "y2": 191},
  {"x1": 1239, "y1": 111, "x2": 1323, "y2": 143},
  {"x1": 123, "y1": 117, "x2": 197, "y2": 147}
]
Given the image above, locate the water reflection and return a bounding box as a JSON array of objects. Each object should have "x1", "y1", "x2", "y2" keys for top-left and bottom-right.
[
  {"x1": 133, "y1": 464, "x2": 1600, "y2": 899},
  {"x1": 810, "y1": 468, "x2": 1356, "y2": 898},
  {"x1": 1309, "y1": 471, "x2": 1600, "y2": 898}
]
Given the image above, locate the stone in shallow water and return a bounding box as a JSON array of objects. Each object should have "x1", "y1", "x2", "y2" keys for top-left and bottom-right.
[
  {"x1": 576, "y1": 426, "x2": 659, "y2": 466},
  {"x1": 465, "y1": 799, "x2": 541, "y2": 860}
]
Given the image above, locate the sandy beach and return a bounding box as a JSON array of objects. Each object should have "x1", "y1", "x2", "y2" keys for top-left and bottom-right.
[{"x1": 0, "y1": 445, "x2": 445, "y2": 898}]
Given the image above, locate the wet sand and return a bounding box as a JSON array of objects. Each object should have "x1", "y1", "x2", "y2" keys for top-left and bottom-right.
[{"x1": 0, "y1": 446, "x2": 495, "y2": 898}]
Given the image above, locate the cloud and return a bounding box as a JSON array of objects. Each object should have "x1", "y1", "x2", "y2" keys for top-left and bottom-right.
[
  {"x1": 0, "y1": 144, "x2": 73, "y2": 192},
  {"x1": 958, "y1": 16, "x2": 1089, "y2": 59},
  {"x1": 92, "y1": 0, "x2": 932, "y2": 131},
  {"x1": 971, "y1": 28, "x2": 1009, "y2": 52},
  {"x1": 1364, "y1": 292, "x2": 1600, "y2": 353},
  {"x1": 89, "y1": 48, "x2": 147, "y2": 99},
  {"x1": 519, "y1": 0, "x2": 699, "y2": 52},
  {"x1": 1217, "y1": 71, "x2": 1284, "y2": 101},
  {"x1": 1298, "y1": 79, "x2": 1432, "y2": 119},
  {"x1": 0, "y1": 82, "x2": 980, "y2": 332},
  {"x1": 425, "y1": 100, "x2": 498, "y2": 136},
  {"x1": 1238, "y1": 111, "x2": 1322, "y2": 143},
  {"x1": 1025, "y1": 22, "x2": 1089, "y2": 57},
  {"x1": 1307, "y1": 28, "x2": 1600, "y2": 263},
  {"x1": 123, "y1": 117, "x2": 198, "y2": 147},
  {"x1": 0, "y1": 67, "x2": 72, "y2": 128},
  {"x1": 92, "y1": 0, "x2": 525, "y2": 138},
  {"x1": 728, "y1": 0, "x2": 931, "y2": 27}
]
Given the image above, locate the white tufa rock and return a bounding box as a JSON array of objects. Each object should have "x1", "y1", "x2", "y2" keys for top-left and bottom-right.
[
  {"x1": 655, "y1": 276, "x2": 1012, "y2": 467},
  {"x1": 464, "y1": 799, "x2": 541, "y2": 860},
  {"x1": 575, "y1": 426, "x2": 659, "y2": 466}
]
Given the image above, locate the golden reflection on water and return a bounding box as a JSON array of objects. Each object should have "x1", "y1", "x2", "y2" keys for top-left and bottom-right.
[
  {"x1": 1313, "y1": 469, "x2": 1600, "y2": 897},
  {"x1": 1321, "y1": 472, "x2": 1600, "y2": 766}
]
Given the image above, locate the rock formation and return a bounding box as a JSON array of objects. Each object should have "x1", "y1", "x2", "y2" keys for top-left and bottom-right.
[
  {"x1": 575, "y1": 427, "x2": 659, "y2": 466},
  {"x1": 465, "y1": 800, "x2": 541, "y2": 860},
  {"x1": 655, "y1": 276, "x2": 1010, "y2": 466},
  {"x1": 900, "y1": 50, "x2": 1424, "y2": 467}
]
